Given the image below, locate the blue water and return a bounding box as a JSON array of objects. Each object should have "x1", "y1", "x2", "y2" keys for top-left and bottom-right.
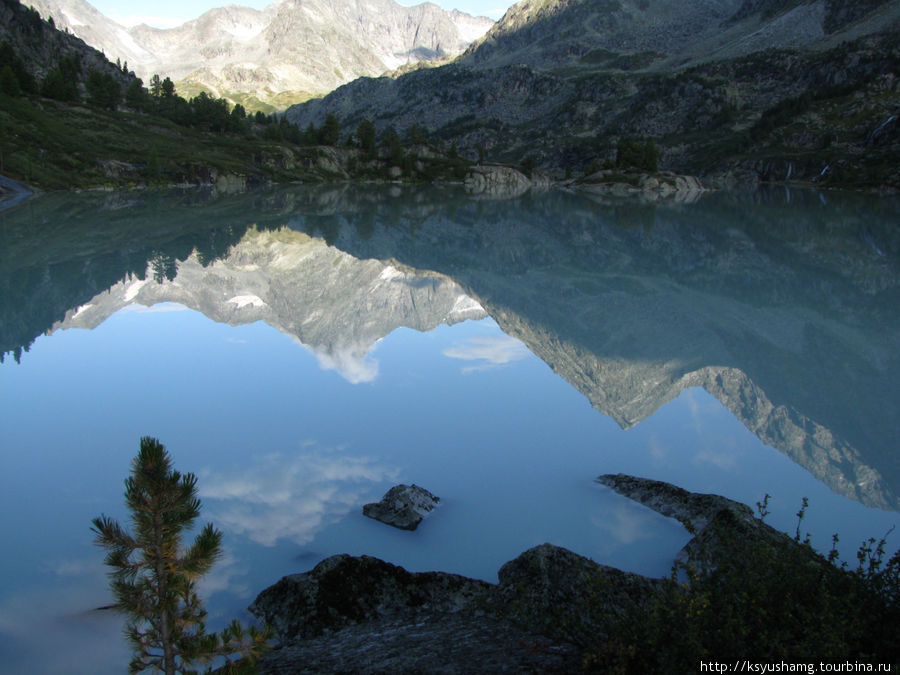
[{"x1": 0, "y1": 185, "x2": 897, "y2": 673}]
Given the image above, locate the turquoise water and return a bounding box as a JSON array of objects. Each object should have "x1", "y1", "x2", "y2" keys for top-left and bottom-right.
[{"x1": 1, "y1": 185, "x2": 897, "y2": 673}]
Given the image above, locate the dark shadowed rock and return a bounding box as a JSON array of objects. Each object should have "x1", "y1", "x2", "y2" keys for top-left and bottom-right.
[
  {"x1": 249, "y1": 550, "x2": 582, "y2": 673},
  {"x1": 256, "y1": 612, "x2": 580, "y2": 673},
  {"x1": 248, "y1": 553, "x2": 490, "y2": 641},
  {"x1": 249, "y1": 475, "x2": 826, "y2": 672},
  {"x1": 363, "y1": 483, "x2": 441, "y2": 531},
  {"x1": 496, "y1": 543, "x2": 664, "y2": 645}
]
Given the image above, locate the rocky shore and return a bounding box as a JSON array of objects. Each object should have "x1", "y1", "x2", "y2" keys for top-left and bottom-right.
[{"x1": 248, "y1": 474, "x2": 805, "y2": 673}]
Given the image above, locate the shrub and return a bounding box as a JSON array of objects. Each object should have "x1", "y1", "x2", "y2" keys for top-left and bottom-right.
[{"x1": 585, "y1": 498, "x2": 900, "y2": 672}]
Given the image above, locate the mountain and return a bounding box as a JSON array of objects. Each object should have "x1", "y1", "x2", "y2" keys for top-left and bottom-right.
[
  {"x1": 25, "y1": 0, "x2": 494, "y2": 110},
  {"x1": 462, "y1": 0, "x2": 899, "y2": 69},
  {"x1": 285, "y1": 0, "x2": 900, "y2": 188}
]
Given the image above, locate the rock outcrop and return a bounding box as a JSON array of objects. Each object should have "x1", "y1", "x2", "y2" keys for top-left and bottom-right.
[
  {"x1": 362, "y1": 484, "x2": 441, "y2": 531},
  {"x1": 249, "y1": 554, "x2": 492, "y2": 641},
  {"x1": 596, "y1": 474, "x2": 817, "y2": 576},
  {"x1": 249, "y1": 551, "x2": 580, "y2": 673},
  {"x1": 464, "y1": 164, "x2": 532, "y2": 198},
  {"x1": 249, "y1": 475, "x2": 814, "y2": 672},
  {"x1": 595, "y1": 473, "x2": 754, "y2": 533},
  {"x1": 495, "y1": 543, "x2": 663, "y2": 646}
]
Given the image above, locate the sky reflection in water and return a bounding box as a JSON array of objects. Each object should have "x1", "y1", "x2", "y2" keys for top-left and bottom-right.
[
  {"x1": 1, "y1": 302, "x2": 897, "y2": 673},
  {"x1": 1, "y1": 185, "x2": 898, "y2": 673}
]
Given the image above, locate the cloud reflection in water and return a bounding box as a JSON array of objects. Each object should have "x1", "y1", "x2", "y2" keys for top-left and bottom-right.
[
  {"x1": 308, "y1": 341, "x2": 380, "y2": 384},
  {"x1": 198, "y1": 445, "x2": 400, "y2": 546},
  {"x1": 443, "y1": 334, "x2": 530, "y2": 373}
]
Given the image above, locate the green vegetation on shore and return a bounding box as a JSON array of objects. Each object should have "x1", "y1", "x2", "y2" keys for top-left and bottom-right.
[
  {"x1": 0, "y1": 87, "x2": 479, "y2": 190},
  {"x1": 0, "y1": 0, "x2": 475, "y2": 194}
]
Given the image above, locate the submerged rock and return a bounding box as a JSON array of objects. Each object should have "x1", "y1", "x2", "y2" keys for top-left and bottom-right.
[
  {"x1": 595, "y1": 473, "x2": 754, "y2": 533},
  {"x1": 596, "y1": 473, "x2": 815, "y2": 575},
  {"x1": 363, "y1": 483, "x2": 440, "y2": 531}
]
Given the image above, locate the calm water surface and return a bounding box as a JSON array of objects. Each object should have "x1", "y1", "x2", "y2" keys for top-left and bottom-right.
[{"x1": 1, "y1": 185, "x2": 898, "y2": 673}]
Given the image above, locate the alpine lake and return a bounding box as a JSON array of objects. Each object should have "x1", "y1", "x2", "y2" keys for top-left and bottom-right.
[{"x1": 1, "y1": 183, "x2": 898, "y2": 673}]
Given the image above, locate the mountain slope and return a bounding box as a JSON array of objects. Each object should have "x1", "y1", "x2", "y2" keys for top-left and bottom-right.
[
  {"x1": 26, "y1": 0, "x2": 494, "y2": 109},
  {"x1": 285, "y1": 0, "x2": 900, "y2": 188},
  {"x1": 464, "y1": 0, "x2": 899, "y2": 69},
  {"x1": 465, "y1": 0, "x2": 742, "y2": 69},
  {"x1": 0, "y1": 0, "x2": 133, "y2": 90}
]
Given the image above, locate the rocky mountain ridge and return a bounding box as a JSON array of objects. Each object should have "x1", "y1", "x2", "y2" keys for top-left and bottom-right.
[{"x1": 25, "y1": 0, "x2": 494, "y2": 110}]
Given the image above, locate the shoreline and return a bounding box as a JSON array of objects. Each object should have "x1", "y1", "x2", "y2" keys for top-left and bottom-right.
[{"x1": 0, "y1": 174, "x2": 36, "y2": 213}]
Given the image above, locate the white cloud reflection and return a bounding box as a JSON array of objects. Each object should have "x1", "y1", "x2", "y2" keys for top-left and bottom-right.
[
  {"x1": 312, "y1": 343, "x2": 380, "y2": 384},
  {"x1": 591, "y1": 502, "x2": 658, "y2": 546},
  {"x1": 198, "y1": 446, "x2": 399, "y2": 546},
  {"x1": 443, "y1": 335, "x2": 530, "y2": 373}
]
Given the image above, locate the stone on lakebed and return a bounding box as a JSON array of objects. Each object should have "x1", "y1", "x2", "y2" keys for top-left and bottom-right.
[{"x1": 362, "y1": 483, "x2": 440, "y2": 531}]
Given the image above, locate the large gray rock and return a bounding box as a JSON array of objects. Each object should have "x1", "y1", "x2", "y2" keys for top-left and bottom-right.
[
  {"x1": 249, "y1": 550, "x2": 581, "y2": 673},
  {"x1": 248, "y1": 542, "x2": 664, "y2": 672},
  {"x1": 495, "y1": 543, "x2": 663, "y2": 645},
  {"x1": 249, "y1": 553, "x2": 492, "y2": 640},
  {"x1": 363, "y1": 484, "x2": 440, "y2": 531},
  {"x1": 464, "y1": 165, "x2": 532, "y2": 198}
]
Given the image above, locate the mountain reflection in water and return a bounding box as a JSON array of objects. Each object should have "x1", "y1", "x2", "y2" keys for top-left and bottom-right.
[{"x1": 3, "y1": 184, "x2": 896, "y2": 510}]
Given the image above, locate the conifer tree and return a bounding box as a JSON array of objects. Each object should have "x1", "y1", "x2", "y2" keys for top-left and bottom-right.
[
  {"x1": 356, "y1": 119, "x2": 376, "y2": 157},
  {"x1": 92, "y1": 437, "x2": 270, "y2": 674},
  {"x1": 319, "y1": 112, "x2": 340, "y2": 145},
  {"x1": 149, "y1": 74, "x2": 162, "y2": 98}
]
